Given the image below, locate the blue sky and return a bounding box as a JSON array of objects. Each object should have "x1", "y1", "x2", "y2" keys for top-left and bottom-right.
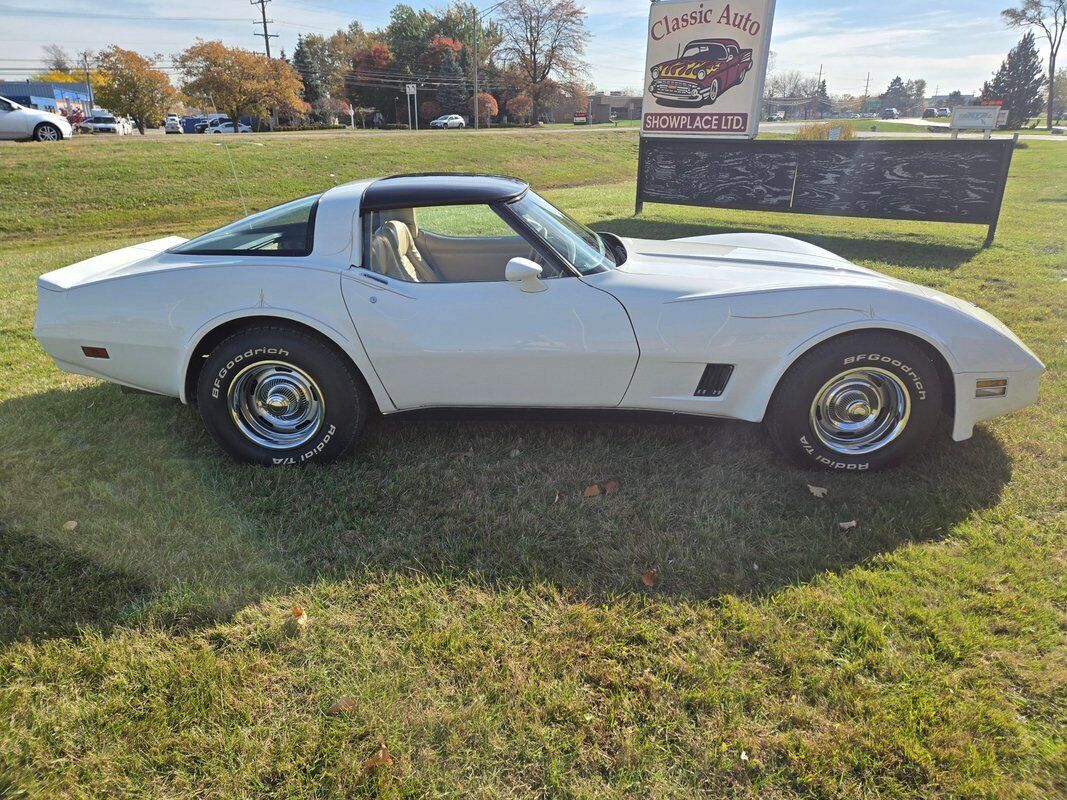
[{"x1": 0, "y1": 0, "x2": 1042, "y2": 97}]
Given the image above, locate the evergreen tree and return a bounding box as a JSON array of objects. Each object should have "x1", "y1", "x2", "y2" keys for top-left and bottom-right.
[
  {"x1": 980, "y1": 32, "x2": 1046, "y2": 127},
  {"x1": 880, "y1": 76, "x2": 909, "y2": 111},
  {"x1": 436, "y1": 51, "x2": 468, "y2": 116},
  {"x1": 292, "y1": 36, "x2": 325, "y2": 106}
]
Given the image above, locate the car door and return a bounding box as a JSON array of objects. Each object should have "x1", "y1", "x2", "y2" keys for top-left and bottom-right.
[
  {"x1": 0, "y1": 98, "x2": 27, "y2": 139},
  {"x1": 341, "y1": 204, "x2": 638, "y2": 410}
]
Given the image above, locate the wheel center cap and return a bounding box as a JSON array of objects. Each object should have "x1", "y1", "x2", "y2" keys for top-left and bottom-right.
[
  {"x1": 264, "y1": 393, "x2": 293, "y2": 414},
  {"x1": 846, "y1": 400, "x2": 872, "y2": 420}
]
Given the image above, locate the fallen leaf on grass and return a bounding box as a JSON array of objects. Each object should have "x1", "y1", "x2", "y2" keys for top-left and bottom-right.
[
  {"x1": 509, "y1": 448, "x2": 521, "y2": 458},
  {"x1": 839, "y1": 520, "x2": 857, "y2": 531},
  {"x1": 583, "y1": 479, "x2": 621, "y2": 497},
  {"x1": 552, "y1": 490, "x2": 562, "y2": 505},
  {"x1": 62, "y1": 520, "x2": 78, "y2": 531},
  {"x1": 364, "y1": 743, "x2": 394, "y2": 772},
  {"x1": 807, "y1": 484, "x2": 828, "y2": 498},
  {"x1": 327, "y1": 695, "x2": 357, "y2": 715},
  {"x1": 740, "y1": 749, "x2": 749, "y2": 762},
  {"x1": 640, "y1": 569, "x2": 658, "y2": 587},
  {"x1": 286, "y1": 605, "x2": 309, "y2": 636}
]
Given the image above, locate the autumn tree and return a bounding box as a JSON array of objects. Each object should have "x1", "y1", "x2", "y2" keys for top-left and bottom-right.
[
  {"x1": 420, "y1": 99, "x2": 443, "y2": 121},
  {"x1": 93, "y1": 47, "x2": 180, "y2": 133},
  {"x1": 498, "y1": 0, "x2": 588, "y2": 123},
  {"x1": 507, "y1": 92, "x2": 532, "y2": 123},
  {"x1": 1003, "y1": 0, "x2": 1066, "y2": 128},
  {"x1": 470, "y1": 91, "x2": 498, "y2": 124},
  {"x1": 177, "y1": 41, "x2": 303, "y2": 130}
]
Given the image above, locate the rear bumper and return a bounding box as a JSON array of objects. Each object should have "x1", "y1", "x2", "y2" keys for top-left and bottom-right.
[{"x1": 951, "y1": 368, "x2": 1043, "y2": 440}]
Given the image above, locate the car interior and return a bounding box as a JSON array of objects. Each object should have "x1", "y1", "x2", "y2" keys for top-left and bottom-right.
[{"x1": 365, "y1": 205, "x2": 562, "y2": 283}]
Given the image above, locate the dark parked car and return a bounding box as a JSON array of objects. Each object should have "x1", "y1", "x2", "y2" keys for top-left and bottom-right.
[{"x1": 881, "y1": 108, "x2": 900, "y2": 119}]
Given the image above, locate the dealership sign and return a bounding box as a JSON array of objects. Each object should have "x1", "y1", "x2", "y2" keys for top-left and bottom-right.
[
  {"x1": 950, "y1": 107, "x2": 1001, "y2": 131},
  {"x1": 641, "y1": 0, "x2": 776, "y2": 137}
]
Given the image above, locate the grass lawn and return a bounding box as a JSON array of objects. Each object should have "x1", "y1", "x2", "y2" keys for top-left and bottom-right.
[{"x1": 0, "y1": 131, "x2": 1064, "y2": 798}]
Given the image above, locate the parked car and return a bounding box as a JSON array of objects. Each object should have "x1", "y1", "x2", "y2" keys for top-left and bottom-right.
[
  {"x1": 34, "y1": 174, "x2": 1044, "y2": 471},
  {"x1": 649, "y1": 38, "x2": 753, "y2": 107},
  {"x1": 0, "y1": 95, "x2": 72, "y2": 141},
  {"x1": 881, "y1": 108, "x2": 900, "y2": 119},
  {"x1": 922, "y1": 108, "x2": 938, "y2": 119},
  {"x1": 79, "y1": 114, "x2": 126, "y2": 134},
  {"x1": 766, "y1": 111, "x2": 785, "y2": 121},
  {"x1": 430, "y1": 114, "x2": 465, "y2": 129},
  {"x1": 937, "y1": 108, "x2": 951, "y2": 117},
  {"x1": 194, "y1": 114, "x2": 230, "y2": 133},
  {"x1": 164, "y1": 115, "x2": 184, "y2": 134},
  {"x1": 207, "y1": 119, "x2": 252, "y2": 134}
]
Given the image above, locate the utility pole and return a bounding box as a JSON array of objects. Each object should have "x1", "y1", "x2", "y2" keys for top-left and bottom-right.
[
  {"x1": 473, "y1": 0, "x2": 507, "y2": 131},
  {"x1": 251, "y1": 0, "x2": 277, "y2": 59},
  {"x1": 862, "y1": 72, "x2": 870, "y2": 114},
  {"x1": 82, "y1": 54, "x2": 94, "y2": 112}
]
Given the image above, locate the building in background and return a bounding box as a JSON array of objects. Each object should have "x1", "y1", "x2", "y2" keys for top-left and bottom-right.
[
  {"x1": 0, "y1": 81, "x2": 93, "y2": 116},
  {"x1": 589, "y1": 91, "x2": 642, "y2": 124}
]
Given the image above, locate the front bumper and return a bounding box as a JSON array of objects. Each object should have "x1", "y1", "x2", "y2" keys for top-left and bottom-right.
[
  {"x1": 951, "y1": 368, "x2": 1043, "y2": 440},
  {"x1": 650, "y1": 79, "x2": 705, "y2": 101}
]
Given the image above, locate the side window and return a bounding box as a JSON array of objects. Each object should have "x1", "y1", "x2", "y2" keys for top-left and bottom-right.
[
  {"x1": 365, "y1": 205, "x2": 563, "y2": 284},
  {"x1": 0, "y1": 100, "x2": 12, "y2": 112}
]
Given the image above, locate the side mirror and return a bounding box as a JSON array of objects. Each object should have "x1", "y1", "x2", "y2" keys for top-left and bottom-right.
[{"x1": 505, "y1": 257, "x2": 547, "y2": 293}]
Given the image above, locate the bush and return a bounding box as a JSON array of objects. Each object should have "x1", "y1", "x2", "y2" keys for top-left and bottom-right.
[
  {"x1": 384, "y1": 123, "x2": 410, "y2": 130},
  {"x1": 795, "y1": 122, "x2": 855, "y2": 140},
  {"x1": 272, "y1": 123, "x2": 348, "y2": 132}
]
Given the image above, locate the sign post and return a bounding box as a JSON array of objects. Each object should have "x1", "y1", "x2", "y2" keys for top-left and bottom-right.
[
  {"x1": 405, "y1": 83, "x2": 417, "y2": 131},
  {"x1": 638, "y1": 0, "x2": 776, "y2": 211}
]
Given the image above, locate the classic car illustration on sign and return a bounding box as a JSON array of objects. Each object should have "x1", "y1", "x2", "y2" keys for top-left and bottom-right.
[
  {"x1": 642, "y1": 0, "x2": 776, "y2": 137},
  {"x1": 35, "y1": 174, "x2": 1043, "y2": 471},
  {"x1": 649, "y1": 38, "x2": 753, "y2": 107}
]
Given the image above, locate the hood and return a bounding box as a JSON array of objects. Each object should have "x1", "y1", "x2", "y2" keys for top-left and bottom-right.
[
  {"x1": 655, "y1": 57, "x2": 728, "y2": 79},
  {"x1": 612, "y1": 234, "x2": 909, "y2": 297}
]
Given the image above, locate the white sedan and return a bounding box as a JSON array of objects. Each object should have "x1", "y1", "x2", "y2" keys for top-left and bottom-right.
[
  {"x1": 207, "y1": 120, "x2": 252, "y2": 134},
  {"x1": 430, "y1": 114, "x2": 466, "y2": 129},
  {"x1": 34, "y1": 174, "x2": 1043, "y2": 470},
  {"x1": 0, "y1": 95, "x2": 72, "y2": 141}
]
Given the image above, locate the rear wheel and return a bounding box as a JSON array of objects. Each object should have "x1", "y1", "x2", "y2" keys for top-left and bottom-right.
[
  {"x1": 196, "y1": 326, "x2": 369, "y2": 465},
  {"x1": 34, "y1": 123, "x2": 62, "y2": 141},
  {"x1": 766, "y1": 332, "x2": 943, "y2": 471}
]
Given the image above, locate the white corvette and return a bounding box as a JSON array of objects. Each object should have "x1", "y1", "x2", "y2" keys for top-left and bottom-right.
[{"x1": 35, "y1": 174, "x2": 1043, "y2": 470}]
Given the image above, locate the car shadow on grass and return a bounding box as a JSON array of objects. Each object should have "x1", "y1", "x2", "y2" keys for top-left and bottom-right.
[
  {"x1": 0, "y1": 384, "x2": 1013, "y2": 643},
  {"x1": 591, "y1": 216, "x2": 982, "y2": 270}
]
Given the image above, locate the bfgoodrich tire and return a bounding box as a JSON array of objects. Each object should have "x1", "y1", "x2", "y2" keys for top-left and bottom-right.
[
  {"x1": 196, "y1": 326, "x2": 370, "y2": 465},
  {"x1": 766, "y1": 332, "x2": 943, "y2": 471}
]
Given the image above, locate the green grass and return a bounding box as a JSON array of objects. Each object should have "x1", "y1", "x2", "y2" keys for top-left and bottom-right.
[{"x1": 0, "y1": 131, "x2": 1065, "y2": 798}]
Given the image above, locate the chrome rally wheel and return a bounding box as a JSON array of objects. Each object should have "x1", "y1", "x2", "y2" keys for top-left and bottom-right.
[
  {"x1": 228, "y1": 361, "x2": 325, "y2": 450},
  {"x1": 809, "y1": 367, "x2": 911, "y2": 455}
]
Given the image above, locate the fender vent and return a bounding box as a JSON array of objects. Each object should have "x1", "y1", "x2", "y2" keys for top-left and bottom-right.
[{"x1": 695, "y1": 364, "x2": 734, "y2": 397}]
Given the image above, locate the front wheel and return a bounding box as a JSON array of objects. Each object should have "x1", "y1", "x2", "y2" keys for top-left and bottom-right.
[
  {"x1": 765, "y1": 332, "x2": 943, "y2": 471},
  {"x1": 196, "y1": 326, "x2": 370, "y2": 465},
  {"x1": 34, "y1": 123, "x2": 62, "y2": 141}
]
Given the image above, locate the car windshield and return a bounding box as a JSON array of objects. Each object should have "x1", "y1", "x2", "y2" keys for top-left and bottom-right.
[
  {"x1": 171, "y1": 194, "x2": 321, "y2": 256},
  {"x1": 682, "y1": 42, "x2": 729, "y2": 60},
  {"x1": 508, "y1": 191, "x2": 615, "y2": 275}
]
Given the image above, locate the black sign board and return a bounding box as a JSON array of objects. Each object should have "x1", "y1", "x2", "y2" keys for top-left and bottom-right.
[{"x1": 636, "y1": 137, "x2": 1016, "y2": 246}]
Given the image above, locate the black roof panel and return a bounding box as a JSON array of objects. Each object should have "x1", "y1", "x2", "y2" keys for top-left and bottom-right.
[{"x1": 361, "y1": 173, "x2": 529, "y2": 211}]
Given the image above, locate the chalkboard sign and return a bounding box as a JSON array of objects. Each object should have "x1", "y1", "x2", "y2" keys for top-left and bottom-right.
[{"x1": 636, "y1": 137, "x2": 1016, "y2": 245}]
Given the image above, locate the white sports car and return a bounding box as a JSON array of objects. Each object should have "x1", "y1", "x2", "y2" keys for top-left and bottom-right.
[{"x1": 34, "y1": 174, "x2": 1043, "y2": 470}]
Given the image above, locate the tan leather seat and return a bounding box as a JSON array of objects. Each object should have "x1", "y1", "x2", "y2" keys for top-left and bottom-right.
[{"x1": 370, "y1": 219, "x2": 437, "y2": 282}]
